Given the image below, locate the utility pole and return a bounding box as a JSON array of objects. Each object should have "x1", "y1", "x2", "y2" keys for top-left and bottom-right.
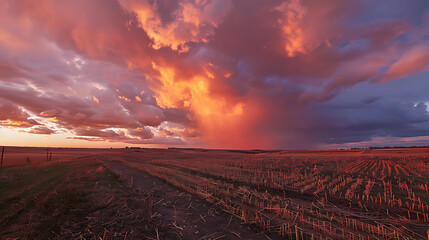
[
  {"x1": 49, "y1": 152, "x2": 52, "y2": 162},
  {"x1": 1, "y1": 147, "x2": 4, "y2": 167}
]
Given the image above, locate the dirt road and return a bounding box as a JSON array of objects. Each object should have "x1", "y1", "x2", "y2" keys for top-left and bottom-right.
[{"x1": 99, "y1": 157, "x2": 273, "y2": 240}]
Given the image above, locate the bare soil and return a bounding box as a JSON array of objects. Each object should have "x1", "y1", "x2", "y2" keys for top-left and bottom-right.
[{"x1": 100, "y1": 157, "x2": 274, "y2": 240}]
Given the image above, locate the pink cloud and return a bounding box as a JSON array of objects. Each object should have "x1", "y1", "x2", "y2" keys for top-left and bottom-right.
[
  {"x1": 1, "y1": 0, "x2": 429, "y2": 149},
  {"x1": 382, "y1": 45, "x2": 429, "y2": 82},
  {"x1": 0, "y1": 102, "x2": 39, "y2": 128},
  {"x1": 26, "y1": 126, "x2": 56, "y2": 135}
]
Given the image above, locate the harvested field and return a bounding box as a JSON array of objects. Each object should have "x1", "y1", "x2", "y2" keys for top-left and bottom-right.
[{"x1": 1, "y1": 147, "x2": 429, "y2": 239}]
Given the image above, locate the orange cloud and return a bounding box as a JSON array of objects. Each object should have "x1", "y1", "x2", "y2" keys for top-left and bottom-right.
[
  {"x1": 118, "y1": 0, "x2": 232, "y2": 52},
  {"x1": 148, "y1": 61, "x2": 263, "y2": 147},
  {"x1": 2, "y1": 0, "x2": 429, "y2": 149},
  {"x1": 275, "y1": 0, "x2": 307, "y2": 57},
  {"x1": 92, "y1": 96, "x2": 100, "y2": 104}
]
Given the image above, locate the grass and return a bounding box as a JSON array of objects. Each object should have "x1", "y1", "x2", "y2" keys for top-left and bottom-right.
[
  {"x1": 0, "y1": 159, "x2": 173, "y2": 239},
  {"x1": 0, "y1": 163, "x2": 73, "y2": 233}
]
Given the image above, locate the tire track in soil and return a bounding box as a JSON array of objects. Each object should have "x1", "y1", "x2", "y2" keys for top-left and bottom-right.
[{"x1": 99, "y1": 157, "x2": 275, "y2": 240}]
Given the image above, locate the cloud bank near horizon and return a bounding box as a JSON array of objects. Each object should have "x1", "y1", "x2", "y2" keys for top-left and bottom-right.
[{"x1": 1, "y1": 0, "x2": 429, "y2": 149}]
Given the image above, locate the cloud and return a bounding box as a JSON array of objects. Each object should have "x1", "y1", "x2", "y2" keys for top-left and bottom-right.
[
  {"x1": 128, "y1": 127, "x2": 154, "y2": 139},
  {"x1": 27, "y1": 126, "x2": 56, "y2": 135},
  {"x1": 67, "y1": 137, "x2": 104, "y2": 142},
  {"x1": 382, "y1": 45, "x2": 429, "y2": 82},
  {"x1": 0, "y1": 102, "x2": 39, "y2": 128},
  {"x1": 159, "y1": 127, "x2": 175, "y2": 136},
  {"x1": 118, "y1": 0, "x2": 232, "y2": 52},
  {"x1": 1, "y1": 0, "x2": 429, "y2": 148}
]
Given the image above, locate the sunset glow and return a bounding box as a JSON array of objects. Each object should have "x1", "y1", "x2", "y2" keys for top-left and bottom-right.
[{"x1": 1, "y1": 0, "x2": 429, "y2": 149}]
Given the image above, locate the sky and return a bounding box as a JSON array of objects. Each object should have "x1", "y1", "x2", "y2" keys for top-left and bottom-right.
[{"x1": 0, "y1": 0, "x2": 429, "y2": 149}]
